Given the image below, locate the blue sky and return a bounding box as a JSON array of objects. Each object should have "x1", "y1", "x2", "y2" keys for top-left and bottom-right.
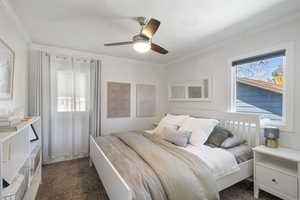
[{"x1": 237, "y1": 56, "x2": 284, "y2": 82}]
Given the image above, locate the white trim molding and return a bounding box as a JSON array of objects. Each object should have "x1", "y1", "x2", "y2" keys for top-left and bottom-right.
[
  {"x1": 166, "y1": 13, "x2": 300, "y2": 67},
  {"x1": 30, "y1": 43, "x2": 165, "y2": 67},
  {"x1": 228, "y1": 42, "x2": 295, "y2": 132}
]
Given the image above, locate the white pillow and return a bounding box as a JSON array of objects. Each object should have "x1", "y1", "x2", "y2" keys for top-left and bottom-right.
[
  {"x1": 179, "y1": 117, "x2": 219, "y2": 146},
  {"x1": 154, "y1": 114, "x2": 189, "y2": 137}
]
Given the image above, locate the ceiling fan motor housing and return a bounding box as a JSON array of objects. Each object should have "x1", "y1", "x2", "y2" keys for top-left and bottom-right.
[
  {"x1": 133, "y1": 34, "x2": 150, "y2": 43},
  {"x1": 136, "y1": 16, "x2": 147, "y2": 26}
]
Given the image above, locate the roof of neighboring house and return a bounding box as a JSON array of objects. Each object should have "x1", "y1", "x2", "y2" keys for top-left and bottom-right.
[{"x1": 237, "y1": 77, "x2": 283, "y2": 94}]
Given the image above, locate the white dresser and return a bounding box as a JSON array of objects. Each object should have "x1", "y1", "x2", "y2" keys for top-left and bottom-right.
[{"x1": 253, "y1": 145, "x2": 300, "y2": 200}]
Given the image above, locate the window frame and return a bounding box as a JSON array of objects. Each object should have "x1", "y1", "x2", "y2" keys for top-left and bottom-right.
[
  {"x1": 168, "y1": 77, "x2": 212, "y2": 102},
  {"x1": 228, "y1": 43, "x2": 295, "y2": 132}
]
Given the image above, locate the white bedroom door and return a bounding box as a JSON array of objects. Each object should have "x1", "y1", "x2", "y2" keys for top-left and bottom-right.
[{"x1": 50, "y1": 55, "x2": 90, "y2": 162}]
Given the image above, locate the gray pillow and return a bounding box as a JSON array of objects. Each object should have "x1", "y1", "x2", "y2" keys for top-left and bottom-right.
[
  {"x1": 221, "y1": 135, "x2": 245, "y2": 149},
  {"x1": 161, "y1": 127, "x2": 192, "y2": 147},
  {"x1": 205, "y1": 126, "x2": 233, "y2": 147}
]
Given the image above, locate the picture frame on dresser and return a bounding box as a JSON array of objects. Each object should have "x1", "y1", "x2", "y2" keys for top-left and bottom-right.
[{"x1": 0, "y1": 38, "x2": 15, "y2": 100}]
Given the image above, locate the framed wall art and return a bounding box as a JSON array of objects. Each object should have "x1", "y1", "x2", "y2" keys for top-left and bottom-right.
[
  {"x1": 168, "y1": 77, "x2": 212, "y2": 101},
  {"x1": 107, "y1": 82, "x2": 131, "y2": 118},
  {"x1": 0, "y1": 38, "x2": 15, "y2": 100},
  {"x1": 136, "y1": 84, "x2": 156, "y2": 117}
]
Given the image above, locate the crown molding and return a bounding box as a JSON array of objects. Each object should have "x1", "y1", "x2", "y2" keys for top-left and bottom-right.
[
  {"x1": 0, "y1": 0, "x2": 31, "y2": 43},
  {"x1": 30, "y1": 43, "x2": 166, "y2": 67},
  {"x1": 166, "y1": 11, "x2": 300, "y2": 66}
]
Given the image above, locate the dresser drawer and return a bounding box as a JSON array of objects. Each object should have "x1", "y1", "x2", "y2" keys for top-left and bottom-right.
[{"x1": 256, "y1": 164, "x2": 298, "y2": 198}]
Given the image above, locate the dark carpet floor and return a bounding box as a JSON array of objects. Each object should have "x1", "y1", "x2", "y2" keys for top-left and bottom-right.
[{"x1": 36, "y1": 158, "x2": 281, "y2": 200}]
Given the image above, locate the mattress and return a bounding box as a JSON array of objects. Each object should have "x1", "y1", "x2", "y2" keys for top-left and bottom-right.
[{"x1": 224, "y1": 144, "x2": 253, "y2": 164}]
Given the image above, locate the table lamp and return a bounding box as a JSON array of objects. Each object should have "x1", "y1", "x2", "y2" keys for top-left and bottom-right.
[{"x1": 264, "y1": 126, "x2": 280, "y2": 148}]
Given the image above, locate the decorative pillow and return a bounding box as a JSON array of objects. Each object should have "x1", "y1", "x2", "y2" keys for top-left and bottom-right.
[
  {"x1": 154, "y1": 114, "x2": 189, "y2": 137},
  {"x1": 205, "y1": 126, "x2": 233, "y2": 147},
  {"x1": 179, "y1": 117, "x2": 219, "y2": 147},
  {"x1": 205, "y1": 143, "x2": 218, "y2": 148},
  {"x1": 161, "y1": 127, "x2": 192, "y2": 147},
  {"x1": 164, "y1": 114, "x2": 189, "y2": 126},
  {"x1": 221, "y1": 135, "x2": 245, "y2": 149}
]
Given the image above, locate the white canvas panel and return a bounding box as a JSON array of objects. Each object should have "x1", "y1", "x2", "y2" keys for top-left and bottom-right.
[{"x1": 136, "y1": 84, "x2": 156, "y2": 117}]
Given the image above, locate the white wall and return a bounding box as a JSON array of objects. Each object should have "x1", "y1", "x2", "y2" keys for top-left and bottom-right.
[
  {"x1": 0, "y1": 2, "x2": 29, "y2": 114},
  {"x1": 30, "y1": 44, "x2": 168, "y2": 135},
  {"x1": 166, "y1": 16, "x2": 300, "y2": 150},
  {"x1": 101, "y1": 56, "x2": 167, "y2": 135}
]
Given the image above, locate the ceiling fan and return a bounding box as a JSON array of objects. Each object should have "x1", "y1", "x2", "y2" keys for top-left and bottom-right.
[{"x1": 104, "y1": 17, "x2": 168, "y2": 55}]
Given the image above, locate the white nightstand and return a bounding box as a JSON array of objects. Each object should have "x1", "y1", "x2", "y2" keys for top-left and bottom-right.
[{"x1": 253, "y1": 145, "x2": 300, "y2": 200}]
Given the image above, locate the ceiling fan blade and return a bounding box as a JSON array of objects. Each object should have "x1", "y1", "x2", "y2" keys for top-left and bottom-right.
[
  {"x1": 104, "y1": 41, "x2": 133, "y2": 46},
  {"x1": 141, "y1": 18, "x2": 160, "y2": 38},
  {"x1": 151, "y1": 43, "x2": 168, "y2": 55}
]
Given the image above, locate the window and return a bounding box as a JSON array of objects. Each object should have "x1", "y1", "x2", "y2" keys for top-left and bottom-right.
[
  {"x1": 168, "y1": 78, "x2": 211, "y2": 101},
  {"x1": 231, "y1": 50, "x2": 286, "y2": 121},
  {"x1": 57, "y1": 71, "x2": 74, "y2": 112},
  {"x1": 56, "y1": 71, "x2": 88, "y2": 112}
]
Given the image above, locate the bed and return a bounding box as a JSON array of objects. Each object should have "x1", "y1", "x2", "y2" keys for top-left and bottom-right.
[{"x1": 90, "y1": 110, "x2": 261, "y2": 200}]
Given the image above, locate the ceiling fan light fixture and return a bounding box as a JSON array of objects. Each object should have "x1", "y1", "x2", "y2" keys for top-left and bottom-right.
[
  {"x1": 104, "y1": 18, "x2": 168, "y2": 55},
  {"x1": 133, "y1": 40, "x2": 151, "y2": 53}
]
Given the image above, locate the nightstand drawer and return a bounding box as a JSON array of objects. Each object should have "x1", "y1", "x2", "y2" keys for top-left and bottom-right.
[{"x1": 256, "y1": 164, "x2": 297, "y2": 198}]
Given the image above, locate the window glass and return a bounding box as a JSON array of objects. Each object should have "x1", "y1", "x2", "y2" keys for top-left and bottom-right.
[
  {"x1": 234, "y1": 54, "x2": 285, "y2": 121},
  {"x1": 171, "y1": 86, "x2": 185, "y2": 99},
  {"x1": 57, "y1": 71, "x2": 74, "y2": 112}
]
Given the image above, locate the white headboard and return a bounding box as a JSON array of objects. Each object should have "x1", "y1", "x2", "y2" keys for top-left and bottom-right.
[{"x1": 170, "y1": 108, "x2": 261, "y2": 147}]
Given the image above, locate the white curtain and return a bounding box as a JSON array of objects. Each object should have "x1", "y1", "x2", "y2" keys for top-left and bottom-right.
[
  {"x1": 29, "y1": 50, "x2": 101, "y2": 163},
  {"x1": 28, "y1": 50, "x2": 51, "y2": 162},
  {"x1": 90, "y1": 60, "x2": 101, "y2": 137},
  {"x1": 49, "y1": 55, "x2": 91, "y2": 160}
]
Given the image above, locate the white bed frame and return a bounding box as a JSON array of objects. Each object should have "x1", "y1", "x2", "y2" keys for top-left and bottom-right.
[{"x1": 90, "y1": 110, "x2": 261, "y2": 200}]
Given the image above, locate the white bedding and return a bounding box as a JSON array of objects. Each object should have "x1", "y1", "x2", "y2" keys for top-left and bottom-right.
[
  {"x1": 144, "y1": 129, "x2": 155, "y2": 134},
  {"x1": 145, "y1": 129, "x2": 240, "y2": 179},
  {"x1": 178, "y1": 145, "x2": 240, "y2": 179}
]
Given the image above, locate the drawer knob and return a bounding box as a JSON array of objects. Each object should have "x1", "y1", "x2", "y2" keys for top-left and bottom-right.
[{"x1": 272, "y1": 178, "x2": 276, "y2": 183}]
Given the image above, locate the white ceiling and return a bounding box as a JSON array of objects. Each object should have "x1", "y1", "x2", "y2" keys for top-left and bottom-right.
[{"x1": 8, "y1": 0, "x2": 300, "y2": 64}]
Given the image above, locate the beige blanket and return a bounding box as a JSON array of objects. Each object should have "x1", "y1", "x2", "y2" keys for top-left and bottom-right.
[{"x1": 95, "y1": 131, "x2": 219, "y2": 200}]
